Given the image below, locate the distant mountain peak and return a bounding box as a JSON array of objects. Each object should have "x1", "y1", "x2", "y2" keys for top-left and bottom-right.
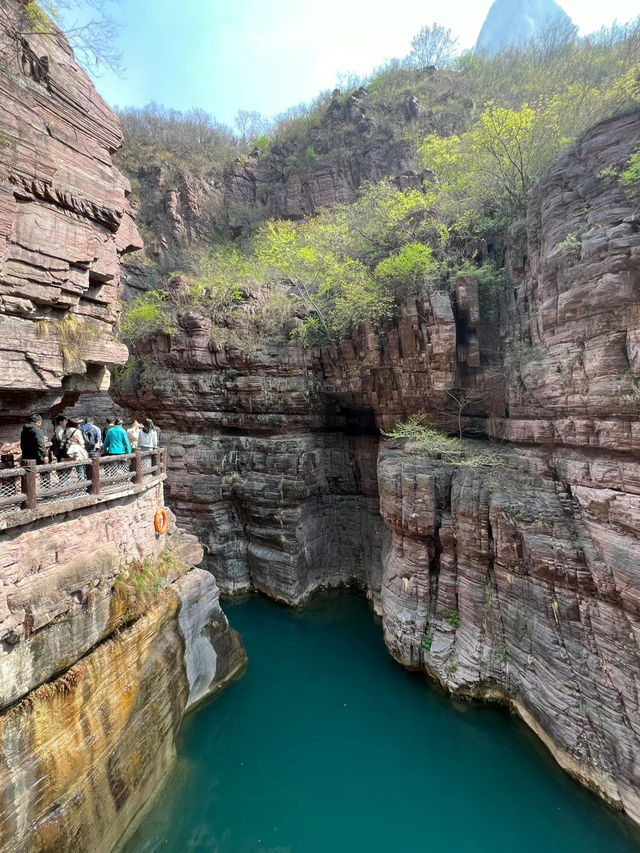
[{"x1": 475, "y1": 0, "x2": 574, "y2": 55}]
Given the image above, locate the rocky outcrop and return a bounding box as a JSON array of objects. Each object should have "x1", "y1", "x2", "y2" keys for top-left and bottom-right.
[
  {"x1": 475, "y1": 0, "x2": 574, "y2": 56},
  {"x1": 118, "y1": 84, "x2": 445, "y2": 271},
  {"x1": 0, "y1": 477, "x2": 245, "y2": 853},
  {"x1": 116, "y1": 110, "x2": 640, "y2": 825},
  {"x1": 378, "y1": 441, "x2": 640, "y2": 820},
  {"x1": 0, "y1": 0, "x2": 142, "y2": 439},
  {"x1": 0, "y1": 7, "x2": 245, "y2": 851}
]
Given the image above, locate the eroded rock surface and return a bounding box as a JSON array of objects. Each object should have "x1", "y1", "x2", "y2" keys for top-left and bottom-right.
[
  {"x1": 0, "y1": 8, "x2": 245, "y2": 851},
  {"x1": 116, "y1": 111, "x2": 640, "y2": 825},
  {"x1": 0, "y1": 0, "x2": 142, "y2": 438}
]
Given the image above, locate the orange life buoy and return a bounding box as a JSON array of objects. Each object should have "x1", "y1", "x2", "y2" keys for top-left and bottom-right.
[{"x1": 154, "y1": 508, "x2": 168, "y2": 535}]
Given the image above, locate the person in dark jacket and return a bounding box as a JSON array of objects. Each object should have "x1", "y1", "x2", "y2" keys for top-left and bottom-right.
[
  {"x1": 50, "y1": 415, "x2": 67, "y2": 462},
  {"x1": 20, "y1": 414, "x2": 47, "y2": 464},
  {"x1": 102, "y1": 419, "x2": 131, "y2": 455}
]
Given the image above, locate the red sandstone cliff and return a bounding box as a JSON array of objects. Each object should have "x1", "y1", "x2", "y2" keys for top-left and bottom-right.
[
  {"x1": 0, "y1": 0, "x2": 142, "y2": 438},
  {"x1": 115, "y1": 109, "x2": 640, "y2": 824},
  {"x1": 0, "y1": 6, "x2": 245, "y2": 850}
]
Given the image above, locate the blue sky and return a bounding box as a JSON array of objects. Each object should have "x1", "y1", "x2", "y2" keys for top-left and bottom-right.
[{"x1": 81, "y1": 0, "x2": 639, "y2": 129}]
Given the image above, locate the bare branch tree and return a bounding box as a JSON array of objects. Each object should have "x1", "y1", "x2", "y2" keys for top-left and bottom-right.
[
  {"x1": 0, "y1": 0, "x2": 121, "y2": 77},
  {"x1": 407, "y1": 23, "x2": 458, "y2": 69}
]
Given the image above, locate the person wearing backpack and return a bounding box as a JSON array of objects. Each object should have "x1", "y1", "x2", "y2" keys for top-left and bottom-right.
[
  {"x1": 50, "y1": 415, "x2": 68, "y2": 462},
  {"x1": 60, "y1": 420, "x2": 89, "y2": 483},
  {"x1": 81, "y1": 418, "x2": 100, "y2": 455},
  {"x1": 61, "y1": 420, "x2": 89, "y2": 460}
]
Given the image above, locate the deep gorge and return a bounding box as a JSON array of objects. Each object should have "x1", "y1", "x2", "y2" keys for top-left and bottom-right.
[
  {"x1": 0, "y1": 0, "x2": 639, "y2": 850},
  {"x1": 123, "y1": 595, "x2": 640, "y2": 853}
]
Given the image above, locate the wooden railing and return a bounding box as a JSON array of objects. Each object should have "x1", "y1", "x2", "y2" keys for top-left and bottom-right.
[{"x1": 0, "y1": 448, "x2": 166, "y2": 520}]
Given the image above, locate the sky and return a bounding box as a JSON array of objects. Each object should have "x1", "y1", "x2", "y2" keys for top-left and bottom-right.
[{"x1": 81, "y1": 0, "x2": 639, "y2": 129}]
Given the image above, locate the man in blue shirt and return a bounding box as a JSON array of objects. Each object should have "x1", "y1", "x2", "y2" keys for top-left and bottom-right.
[{"x1": 102, "y1": 419, "x2": 131, "y2": 455}]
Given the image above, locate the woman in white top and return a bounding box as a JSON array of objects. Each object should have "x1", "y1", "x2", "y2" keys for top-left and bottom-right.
[
  {"x1": 138, "y1": 418, "x2": 158, "y2": 451},
  {"x1": 127, "y1": 420, "x2": 140, "y2": 449},
  {"x1": 63, "y1": 420, "x2": 89, "y2": 461}
]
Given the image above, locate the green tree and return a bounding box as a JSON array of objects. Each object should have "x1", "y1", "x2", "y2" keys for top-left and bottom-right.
[
  {"x1": 419, "y1": 102, "x2": 563, "y2": 228},
  {"x1": 374, "y1": 242, "x2": 436, "y2": 297},
  {"x1": 255, "y1": 219, "x2": 391, "y2": 345}
]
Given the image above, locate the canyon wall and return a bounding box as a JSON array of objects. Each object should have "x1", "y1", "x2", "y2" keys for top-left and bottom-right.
[
  {"x1": 0, "y1": 0, "x2": 141, "y2": 438},
  {"x1": 119, "y1": 82, "x2": 450, "y2": 281},
  {"x1": 0, "y1": 486, "x2": 244, "y2": 853},
  {"x1": 0, "y1": 6, "x2": 245, "y2": 851},
  {"x1": 116, "y1": 110, "x2": 640, "y2": 823}
]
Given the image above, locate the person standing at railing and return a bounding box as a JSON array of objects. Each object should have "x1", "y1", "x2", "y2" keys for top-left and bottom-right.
[
  {"x1": 102, "y1": 419, "x2": 131, "y2": 456},
  {"x1": 127, "y1": 420, "x2": 140, "y2": 450},
  {"x1": 81, "y1": 418, "x2": 101, "y2": 456},
  {"x1": 62, "y1": 420, "x2": 89, "y2": 461},
  {"x1": 20, "y1": 414, "x2": 47, "y2": 464},
  {"x1": 49, "y1": 415, "x2": 67, "y2": 462},
  {"x1": 138, "y1": 418, "x2": 158, "y2": 452}
]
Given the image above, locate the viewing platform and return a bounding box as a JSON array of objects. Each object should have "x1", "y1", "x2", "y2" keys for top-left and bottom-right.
[{"x1": 0, "y1": 449, "x2": 167, "y2": 531}]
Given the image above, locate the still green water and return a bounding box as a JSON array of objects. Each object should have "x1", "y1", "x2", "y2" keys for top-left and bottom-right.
[{"x1": 125, "y1": 594, "x2": 640, "y2": 853}]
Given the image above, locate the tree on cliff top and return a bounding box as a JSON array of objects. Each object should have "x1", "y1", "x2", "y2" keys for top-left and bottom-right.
[
  {"x1": 0, "y1": 0, "x2": 121, "y2": 76},
  {"x1": 407, "y1": 23, "x2": 459, "y2": 69}
]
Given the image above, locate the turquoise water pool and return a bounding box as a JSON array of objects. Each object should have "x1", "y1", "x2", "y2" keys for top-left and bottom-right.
[{"x1": 124, "y1": 594, "x2": 640, "y2": 853}]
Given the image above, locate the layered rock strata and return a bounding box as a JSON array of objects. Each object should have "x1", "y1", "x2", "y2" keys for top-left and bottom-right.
[
  {"x1": 0, "y1": 0, "x2": 141, "y2": 439},
  {"x1": 0, "y1": 481, "x2": 245, "y2": 853},
  {"x1": 116, "y1": 111, "x2": 640, "y2": 824},
  {"x1": 0, "y1": 8, "x2": 245, "y2": 851}
]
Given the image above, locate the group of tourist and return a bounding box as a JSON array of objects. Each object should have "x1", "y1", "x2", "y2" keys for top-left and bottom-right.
[{"x1": 18, "y1": 413, "x2": 161, "y2": 465}]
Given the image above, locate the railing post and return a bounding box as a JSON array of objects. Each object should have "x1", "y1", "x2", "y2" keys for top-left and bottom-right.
[
  {"x1": 160, "y1": 447, "x2": 166, "y2": 475},
  {"x1": 23, "y1": 460, "x2": 37, "y2": 510},
  {"x1": 91, "y1": 457, "x2": 101, "y2": 495},
  {"x1": 134, "y1": 448, "x2": 143, "y2": 485}
]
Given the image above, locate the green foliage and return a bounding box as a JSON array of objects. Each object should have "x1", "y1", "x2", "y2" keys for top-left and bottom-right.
[
  {"x1": 620, "y1": 151, "x2": 640, "y2": 199},
  {"x1": 383, "y1": 418, "x2": 506, "y2": 468},
  {"x1": 25, "y1": 2, "x2": 54, "y2": 32},
  {"x1": 253, "y1": 135, "x2": 272, "y2": 155},
  {"x1": 185, "y1": 248, "x2": 250, "y2": 309},
  {"x1": 417, "y1": 23, "x2": 640, "y2": 234},
  {"x1": 421, "y1": 634, "x2": 434, "y2": 652},
  {"x1": 420, "y1": 102, "x2": 559, "y2": 225},
  {"x1": 256, "y1": 218, "x2": 390, "y2": 345},
  {"x1": 506, "y1": 504, "x2": 525, "y2": 523},
  {"x1": 119, "y1": 291, "x2": 177, "y2": 343},
  {"x1": 555, "y1": 233, "x2": 582, "y2": 253},
  {"x1": 445, "y1": 610, "x2": 460, "y2": 628},
  {"x1": 374, "y1": 242, "x2": 436, "y2": 296},
  {"x1": 114, "y1": 355, "x2": 143, "y2": 381},
  {"x1": 113, "y1": 548, "x2": 186, "y2": 624},
  {"x1": 447, "y1": 661, "x2": 459, "y2": 674},
  {"x1": 283, "y1": 144, "x2": 319, "y2": 177}
]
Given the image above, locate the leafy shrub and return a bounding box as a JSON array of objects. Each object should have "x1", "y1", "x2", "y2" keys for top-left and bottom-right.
[
  {"x1": 421, "y1": 634, "x2": 434, "y2": 652},
  {"x1": 620, "y1": 150, "x2": 640, "y2": 199},
  {"x1": 383, "y1": 418, "x2": 506, "y2": 468},
  {"x1": 445, "y1": 609, "x2": 461, "y2": 628},
  {"x1": 555, "y1": 233, "x2": 582, "y2": 253},
  {"x1": 374, "y1": 242, "x2": 436, "y2": 296},
  {"x1": 119, "y1": 291, "x2": 177, "y2": 342}
]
